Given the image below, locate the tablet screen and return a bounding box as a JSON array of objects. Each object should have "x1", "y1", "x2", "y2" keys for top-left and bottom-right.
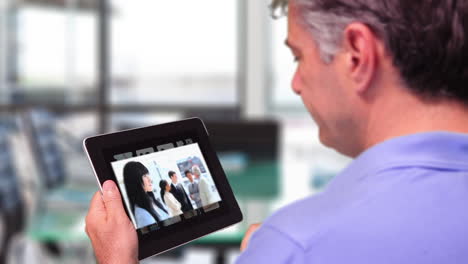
[{"x1": 107, "y1": 136, "x2": 223, "y2": 235}]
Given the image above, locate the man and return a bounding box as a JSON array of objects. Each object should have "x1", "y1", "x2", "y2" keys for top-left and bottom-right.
[
  {"x1": 191, "y1": 165, "x2": 215, "y2": 208},
  {"x1": 168, "y1": 171, "x2": 193, "y2": 213},
  {"x1": 85, "y1": 0, "x2": 468, "y2": 263},
  {"x1": 185, "y1": 170, "x2": 202, "y2": 208}
]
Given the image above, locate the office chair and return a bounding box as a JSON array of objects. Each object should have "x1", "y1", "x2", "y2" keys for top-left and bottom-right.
[
  {"x1": 3, "y1": 110, "x2": 96, "y2": 263},
  {"x1": 21, "y1": 110, "x2": 95, "y2": 207},
  {"x1": 0, "y1": 124, "x2": 26, "y2": 264}
]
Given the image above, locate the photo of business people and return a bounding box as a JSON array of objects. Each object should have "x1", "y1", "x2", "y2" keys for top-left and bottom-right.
[
  {"x1": 110, "y1": 143, "x2": 222, "y2": 231},
  {"x1": 187, "y1": 165, "x2": 221, "y2": 211},
  {"x1": 177, "y1": 156, "x2": 222, "y2": 208},
  {"x1": 177, "y1": 156, "x2": 207, "y2": 175}
]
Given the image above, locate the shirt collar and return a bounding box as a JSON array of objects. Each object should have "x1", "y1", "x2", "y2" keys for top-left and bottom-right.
[{"x1": 331, "y1": 131, "x2": 468, "y2": 187}]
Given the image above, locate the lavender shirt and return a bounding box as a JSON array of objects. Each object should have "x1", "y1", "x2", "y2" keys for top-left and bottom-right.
[{"x1": 236, "y1": 132, "x2": 468, "y2": 264}]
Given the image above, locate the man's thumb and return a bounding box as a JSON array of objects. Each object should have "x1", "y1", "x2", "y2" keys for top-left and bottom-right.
[{"x1": 102, "y1": 180, "x2": 126, "y2": 219}]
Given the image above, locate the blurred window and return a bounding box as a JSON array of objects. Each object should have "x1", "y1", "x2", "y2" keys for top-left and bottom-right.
[
  {"x1": 15, "y1": 6, "x2": 97, "y2": 104},
  {"x1": 110, "y1": 0, "x2": 238, "y2": 106},
  {"x1": 270, "y1": 17, "x2": 305, "y2": 111}
]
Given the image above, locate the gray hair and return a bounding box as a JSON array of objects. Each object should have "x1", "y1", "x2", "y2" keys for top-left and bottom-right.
[
  {"x1": 191, "y1": 165, "x2": 201, "y2": 176},
  {"x1": 270, "y1": 0, "x2": 468, "y2": 104},
  {"x1": 270, "y1": 0, "x2": 384, "y2": 63}
]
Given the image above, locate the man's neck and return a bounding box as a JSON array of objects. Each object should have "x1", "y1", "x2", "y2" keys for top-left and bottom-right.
[{"x1": 364, "y1": 96, "x2": 468, "y2": 154}]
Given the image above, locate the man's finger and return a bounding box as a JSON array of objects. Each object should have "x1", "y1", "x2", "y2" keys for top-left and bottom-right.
[
  {"x1": 240, "y1": 223, "x2": 261, "y2": 251},
  {"x1": 101, "y1": 180, "x2": 127, "y2": 221},
  {"x1": 85, "y1": 191, "x2": 106, "y2": 236},
  {"x1": 86, "y1": 191, "x2": 106, "y2": 220}
]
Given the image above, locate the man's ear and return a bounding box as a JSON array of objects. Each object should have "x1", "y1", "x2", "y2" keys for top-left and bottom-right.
[{"x1": 342, "y1": 22, "x2": 379, "y2": 94}]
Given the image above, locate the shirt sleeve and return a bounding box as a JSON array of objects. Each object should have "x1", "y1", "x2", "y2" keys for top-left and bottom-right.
[{"x1": 235, "y1": 225, "x2": 306, "y2": 264}]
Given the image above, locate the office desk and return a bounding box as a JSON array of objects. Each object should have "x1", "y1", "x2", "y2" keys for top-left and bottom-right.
[
  {"x1": 26, "y1": 182, "x2": 273, "y2": 264},
  {"x1": 191, "y1": 227, "x2": 245, "y2": 264},
  {"x1": 27, "y1": 182, "x2": 95, "y2": 240},
  {"x1": 28, "y1": 209, "x2": 245, "y2": 264},
  {"x1": 27, "y1": 208, "x2": 88, "y2": 242},
  {"x1": 22, "y1": 184, "x2": 95, "y2": 263}
]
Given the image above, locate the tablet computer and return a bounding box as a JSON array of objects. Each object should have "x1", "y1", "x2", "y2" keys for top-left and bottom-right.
[{"x1": 83, "y1": 118, "x2": 243, "y2": 260}]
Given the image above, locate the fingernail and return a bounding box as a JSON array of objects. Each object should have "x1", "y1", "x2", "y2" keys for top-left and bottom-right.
[{"x1": 103, "y1": 181, "x2": 116, "y2": 195}]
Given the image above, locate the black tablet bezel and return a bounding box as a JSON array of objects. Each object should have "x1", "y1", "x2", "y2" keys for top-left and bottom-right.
[{"x1": 83, "y1": 118, "x2": 243, "y2": 260}]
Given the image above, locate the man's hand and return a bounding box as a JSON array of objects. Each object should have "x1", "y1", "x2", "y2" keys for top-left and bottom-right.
[
  {"x1": 240, "y1": 223, "x2": 261, "y2": 251},
  {"x1": 85, "y1": 180, "x2": 138, "y2": 264}
]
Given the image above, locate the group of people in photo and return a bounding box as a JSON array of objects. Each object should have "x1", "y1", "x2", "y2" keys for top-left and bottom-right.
[{"x1": 122, "y1": 160, "x2": 218, "y2": 229}]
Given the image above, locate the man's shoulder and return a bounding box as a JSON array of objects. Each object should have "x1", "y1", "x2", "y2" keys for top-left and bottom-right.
[{"x1": 199, "y1": 177, "x2": 208, "y2": 185}]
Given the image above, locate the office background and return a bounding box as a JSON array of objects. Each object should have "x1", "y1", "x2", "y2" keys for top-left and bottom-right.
[{"x1": 0, "y1": 0, "x2": 351, "y2": 263}]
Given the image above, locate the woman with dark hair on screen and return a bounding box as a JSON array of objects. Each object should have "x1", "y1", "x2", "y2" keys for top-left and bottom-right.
[
  {"x1": 123, "y1": 161, "x2": 162, "y2": 228},
  {"x1": 159, "y1": 180, "x2": 183, "y2": 217}
]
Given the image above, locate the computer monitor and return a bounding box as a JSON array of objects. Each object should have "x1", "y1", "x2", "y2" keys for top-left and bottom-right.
[
  {"x1": 0, "y1": 120, "x2": 25, "y2": 247},
  {"x1": 21, "y1": 110, "x2": 66, "y2": 190},
  {"x1": 203, "y1": 120, "x2": 279, "y2": 199},
  {"x1": 0, "y1": 125, "x2": 22, "y2": 213}
]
